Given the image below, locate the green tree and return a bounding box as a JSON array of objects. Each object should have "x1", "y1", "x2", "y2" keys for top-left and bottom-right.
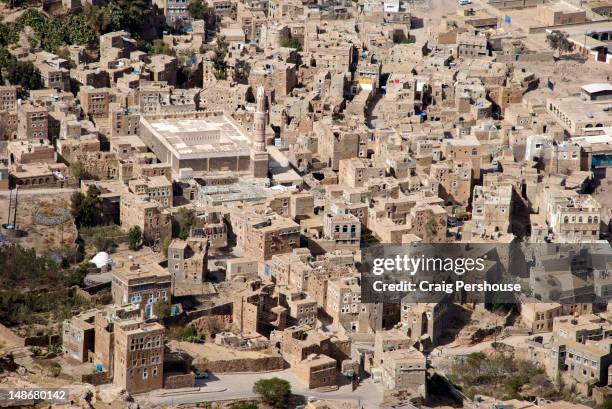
[
  {"x1": 93, "y1": 232, "x2": 116, "y2": 253},
  {"x1": 212, "y1": 37, "x2": 228, "y2": 80},
  {"x1": 128, "y1": 226, "x2": 142, "y2": 250},
  {"x1": 252, "y1": 378, "x2": 291, "y2": 408},
  {"x1": 282, "y1": 37, "x2": 302, "y2": 51},
  {"x1": 71, "y1": 186, "x2": 102, "y2": 228},
  {"x1": 7, "y1": 61, "x2": 42, "y2": 91},
  {"x1": 115, "y1": 0, "x2": 150, "y2": 31},
  {"x1": 178, "y1": 208, "x2": 196, "y2": 240},
  {"x1": 83, "y1": 4, "x2": 112, "y2": 35},
  {"x1": 546, "y1": 30, "x2": 575, "y2": 59},
  {"x1": 0, "y1": 48, "x2": 14, "y2": 70},
  {"x1": 188, "y1": 0, "x2": 208, "y2": 20},
  {"x1": 154, "y1": 301, "x2": 172, "y2": 319},
  {"x1": 65, "y1": 14, "x2": 96, "y2": 45},
  {"x1": 466, "y1": 352, "x2": 486, "y2": 368},
  {"x1": 67, "y1": 263, "x2": 89, "y2": 287},
  {"x1": 106, "y1": 3, "x2": 127, "y2": 31}
]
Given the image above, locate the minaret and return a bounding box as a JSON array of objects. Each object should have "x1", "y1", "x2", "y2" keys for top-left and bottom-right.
[
  {"x1": 253, "y1": 86, "x2": 267, "y2": 152},
  {"x1": 251, "y1": 86, "x2": 269, "y2": 178}
]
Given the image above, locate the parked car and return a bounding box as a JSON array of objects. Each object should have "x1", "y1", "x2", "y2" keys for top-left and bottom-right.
[{"x1": 195, "y1": 370, "x2": 210, "y2": 379}]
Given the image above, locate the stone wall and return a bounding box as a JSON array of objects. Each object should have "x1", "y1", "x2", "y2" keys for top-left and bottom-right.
[
  {"x1": 164, "y1": 373, "x2": 196, "y2": 389},
  {"x1": 81, "y1": 371, "x2": 111, "y2": 386},
  {"x1": 24, "y1": 334, "x2": 60, "y2": 347},
  {"x1": 193, "y1": 356, "x2": 285, "y2": 373},
  {"x1": 488, "y1": 0, "x2": 545, "y2": 9}
]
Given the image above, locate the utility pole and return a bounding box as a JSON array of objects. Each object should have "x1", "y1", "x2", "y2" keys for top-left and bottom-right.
[
  {"x1": 13, "y1": 187, "x2": 18, "y2": 228},
  {"x1": 6, "y1": 189, "x2": 12, "y2": 225}
]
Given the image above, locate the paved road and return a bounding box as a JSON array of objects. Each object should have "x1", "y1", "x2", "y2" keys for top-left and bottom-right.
[{"x1": 138, "y1": 369, "x2": 383, "y2": 408}]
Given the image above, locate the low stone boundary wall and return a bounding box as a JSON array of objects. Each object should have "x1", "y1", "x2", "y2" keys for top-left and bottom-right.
[{"x1": 194, "y1": 356, "x2": 285, "y2": 373}]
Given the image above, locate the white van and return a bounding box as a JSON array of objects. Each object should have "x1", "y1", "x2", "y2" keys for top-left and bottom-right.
[{"x1": 458, "y1": 0, "x2": 472, "y2": 5}]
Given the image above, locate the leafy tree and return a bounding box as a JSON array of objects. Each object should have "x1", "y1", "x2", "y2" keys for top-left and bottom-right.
[
  {"x1": 65, "y1": 14, "x2": 96, "y2": 45},
  {"x1": 115, "y1": 0, "x2": 151, "y2": 31},
  {"x1": 0, "y1": 21, "x2": 20, "y2": 46},
  {"x1": 504, "y1": 375, "x2": 524, "y2": 395},
  {"x1": 282, "y1": 37, "x2": 302, "y2": 51},
  {"x1": 167, "y1": 325, "x2": 203, "y2": 342},
  {"x1": 84, "y1": 4, "x2": 112, "y2": 35},
  {"x1": 106, "y1": 3, "x2": 128, "y2": 31},
  {"x1": 93, "y1": 233, "x2": 116, "y2": 253},
  {"x1": 67, "y1": 263, "x2": 89, "y2": 287},
  {"x1": 178, "y1": 208, "x2": 196, "y2": 240},
  {"x1": 212, "y1": 37, "x2": 228, "y2": 80},
  {"x1": 466, "y1": 352, "x2": 487, "y2": 368},
  {"x1": 0, "y1": 9, "x2": 94, "y2": 54},
  {"x1": 128, "y1": 226, "x2": 142, "y2": 250},
  {"x1": 449, "y1": 352, "x2": 550, "y2": 400},
  {"x1": 188, "y1": 0, "x2": 208, "y2": 19},
  {"x1": 0, "y1": 245, "x2": 96, "y2": 326},
  {"x1": 546, "y1": 30, "x2": 575, "y2": 59},
  {"x1": 71, "y1": 186, "x2": 102, "y2": 228},
  {"x1": 154, "y1": 301, "x2": 172, "y2": 319},
  {"x1": 7, "y1": 61, "x2": 42, "y2": 91},
  {"x1": 0, "y1": 48, "x2": 14, "y2": 70},
  {"x1": 252, "y1": 378, "x2": 291, "y2": 408}
]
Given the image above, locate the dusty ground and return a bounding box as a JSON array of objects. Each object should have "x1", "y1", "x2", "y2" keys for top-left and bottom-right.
[
  {"x1": 0, "y1": 3, "x2": 28, "y2": 23},
  {"x1": 0, "y1": 190, "x2": 77, "y2": 252},
  {"x1": 518, "y1": 57, "x2": 612, "y2": 97},
  {"x1": 448, "y1": 306, "x2": 509, "y2": 346},
  {"x1": 168, "y1": 341, "x2": 273, "y2": 362}
]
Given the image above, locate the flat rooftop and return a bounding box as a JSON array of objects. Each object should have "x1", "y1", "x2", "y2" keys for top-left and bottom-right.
[
  {"x1": 550, "y1": 97, "x2": 612, "y2": 123},
  {"x1": 552, "y1": 20, "x2": 612, "y2": 36},
  {"x1": 544, "y1": 2, "x2": 583, "y2": 12},
  {"x1": 143, "y1": 114, "x2": 252, "y2": 159}
]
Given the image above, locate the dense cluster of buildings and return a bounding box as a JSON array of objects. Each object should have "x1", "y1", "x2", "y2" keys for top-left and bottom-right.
[{"x1": 1, "y1": 0, "x2": 611, "y2": 406}]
